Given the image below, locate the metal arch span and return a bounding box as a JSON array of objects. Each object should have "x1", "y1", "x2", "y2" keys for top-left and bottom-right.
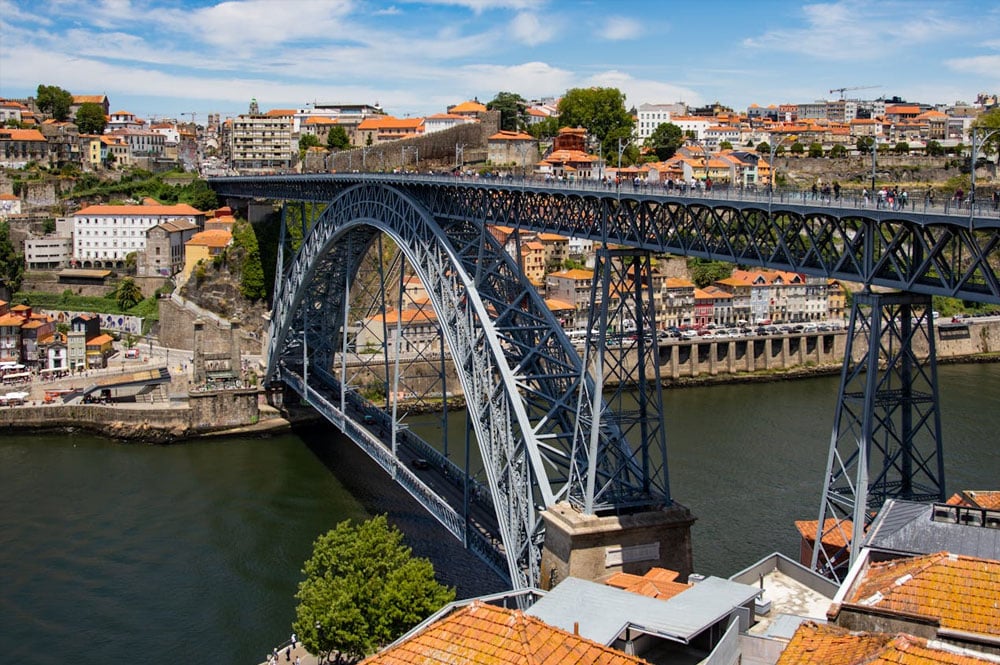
[
  {"x1": 210, "y1": 174, "x2": 1000, "y2": 305},
  {"x1": 269, "y1": 183, "x2": 666, "y2": 588}
]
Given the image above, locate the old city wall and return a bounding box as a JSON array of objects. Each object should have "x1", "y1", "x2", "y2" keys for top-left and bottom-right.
[
  {"x1": 158, "y1": 297, "x2": 262, "y2": 356},
  {"x1": 322, "y1": 111, "x2": 500, "y2": 174},
  {"x1": 188, "y1": 388, "x2": 259, "y2": 429}
]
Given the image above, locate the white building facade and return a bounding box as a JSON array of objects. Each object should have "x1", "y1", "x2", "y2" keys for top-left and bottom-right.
[{"x1": 72, "y1": 203, "x2": 205, "y2": 268}]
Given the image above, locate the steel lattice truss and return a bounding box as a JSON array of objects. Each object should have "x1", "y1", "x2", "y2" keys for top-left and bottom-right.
[
  {"x1": 211, "y1": 174, "x2": 1000, "y2": 304},
  {"x1": 264, "y1": 183, "x2": 666, "y2": 588},
  {"x1": 812, "y1": 292, "x2": 945, "y2": 581}
]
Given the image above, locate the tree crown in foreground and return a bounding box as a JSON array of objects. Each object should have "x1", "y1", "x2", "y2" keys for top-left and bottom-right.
[{"x1": 293, "y1": 515, "x2": 455, "y2": 663}]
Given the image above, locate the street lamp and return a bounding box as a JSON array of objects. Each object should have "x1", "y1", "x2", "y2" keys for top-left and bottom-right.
[
  {"x1": 767, "y1": 133, "x2": 796, "y2": 217},
  {"x1": 455, "y1": 143, "x2": 467, "y2": 172},
  {"x1": 616, "y1": 137, "x2": 631, "y2": 193},
  {"x1": 969, "y1": 126, "x2": 999, "y2": 224}
]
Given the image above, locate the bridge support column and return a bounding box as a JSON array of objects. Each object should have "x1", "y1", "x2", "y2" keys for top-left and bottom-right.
[
  {"x1": 811, "y1": 291, "x2": 945, "y2": 581},
  {"x1": 539, "y1": 502, "x2": 695, "y2": 590},
  {"x1": 708, "y1": 341, "x2": 718, "y2": 376},
  {"x1": 670, "y1": 346, "x2": 679, "y2": 379}
]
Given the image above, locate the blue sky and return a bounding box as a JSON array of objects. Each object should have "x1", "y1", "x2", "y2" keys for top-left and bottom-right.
[{"x1": 1, "y1": 0, "x2": 998, "y2": 122}]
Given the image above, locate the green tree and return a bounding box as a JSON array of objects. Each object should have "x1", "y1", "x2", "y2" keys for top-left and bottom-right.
[
  {"x1": 180, "y1": 179, "x2": 218, "y2": 212},
  {"x1": 486, "y1": 91, "x2": 528, "y2": 132},
  {"x1": 527, "y1": 115, "x2": 560, "y2": 140},
  {"x1": 925, "y1": 140, "x2": 944, "y2": 156},
  {"x1": 0, "y1": 220, "x2": 25, "y2": 297},
  {"x1": 894, "y1": 141, "x2": 910, "y2": 155},
  {"x1": 293, "y1": 515, "x2": 454, "y2": 663},
  {"x1": 790, "y1": 142, "x2": 805, "y2": 156},
  {"x1": 756, "y1": 141, "x2": 771, "y2": 154},
  {"x1": 42, "y1": 218, "x2": 56, "y2": 235},
  {"x1": 829, "y1": 144, "x2": 848, "y2": 158},
  {"x1": 232, "y1": 218, "x2": 266, "y2": 300},
  {"x1": 299, "y1": 134, "x2": 321, "y2": 151},
  {"x1": 687, "y1": 258, "x2": 732, "y2": 288},
  {"x1": 643, "y1": 122, "x2": 684, "y2": 161},
  {"x1": 326, "y1": 126, "x2": 351, "y2": 150},
  {"x1": 75, "y1": 102, "x2": 107, "y2": 134},
  {"x1": 972, "y1": 107, "x2": 1000, "y2": 157},
  {"x1": 856, "y1": 136, "x2": 875, "y2": 153},
  {"x1": 557, "y1": 87, "x2": 634, "y2": 159},
  {"x1": 808, "y1": 142, "x2": 824, "y2": 158},
  {"x1": 36, "y1": 84, "x2": 73, "y2": 121},
  {"x1": 115, "y1": 277, "x2": 143, "y2": 310},
  {"x1": 719, "y1": 140, "x2": 734, "y2": 151}
]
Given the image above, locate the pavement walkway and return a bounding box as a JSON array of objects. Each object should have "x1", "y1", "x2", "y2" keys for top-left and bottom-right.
[{"x1": 256, "y1": 639, "x2": 322, "y2": 665}]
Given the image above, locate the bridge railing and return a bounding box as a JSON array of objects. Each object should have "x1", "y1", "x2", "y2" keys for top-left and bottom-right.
[
  {"x1": 279, "y1": 367, "x2": 510, "y2": 580},
  {"x1": 430, "y1": 172, "x2": 999, "y2": 219}
]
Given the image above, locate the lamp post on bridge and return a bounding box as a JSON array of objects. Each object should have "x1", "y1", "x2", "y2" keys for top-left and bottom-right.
[
  {"x1": 616, "y1": 137, "x2": 631, "y2": 196},
  {"x1": 969, "y1": 126, "x2": 999, "y2": 226},
  {"x1": 767, "y1": 133, "x2": 796, "y2": 220},
  {"x1": 401, "y1": 145, "x2": 418, "y2": 172},
  {"x1": 455, "y1": 143, "x2": 467, "y2": 173}
]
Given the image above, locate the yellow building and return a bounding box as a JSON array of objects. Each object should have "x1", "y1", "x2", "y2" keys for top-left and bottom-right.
[{"x1": 183, "y1": 229, "x2": 232, "y2": 280}]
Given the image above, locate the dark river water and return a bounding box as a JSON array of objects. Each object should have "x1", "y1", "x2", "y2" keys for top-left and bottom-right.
[{"x1": 1, "y1": 364, "x2": 997, "y2": 664}]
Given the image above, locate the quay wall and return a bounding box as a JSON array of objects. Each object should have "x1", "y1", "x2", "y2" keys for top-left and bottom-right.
[{"x1": 0, "y1": 390, "x2": 261, "y2": 442}]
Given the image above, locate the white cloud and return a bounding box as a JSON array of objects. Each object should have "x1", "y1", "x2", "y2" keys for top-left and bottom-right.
[
  {"x1": 945, "y1": 54, "x2": 1000, "y2": 79},
  {"x1": 509, "y1": 12, "x2": 556, "y2": 46},
  {"x1": 399, "y1": 0, "x2": 539, "y2": 12},
  {"x1": 742, "y1": 0, "x2": 966, "y2": 61},
  {"x1": 458, "y1": 61, "x2": 574, "y2": 100},
  {"x1": 600, "y1": 16, "x2": 642, "y2": 41},
  {"x1": 584, "y1": 70, "x2": 702, "y2": 108}
]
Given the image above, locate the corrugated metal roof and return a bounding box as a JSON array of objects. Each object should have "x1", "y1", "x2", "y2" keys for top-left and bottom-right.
[
  {"x1": 525, "y1": 576, "x2": 758, "y2": 645},
  {"x1": 864, "y1": 499, "x2": 1000, "y2": 560}
]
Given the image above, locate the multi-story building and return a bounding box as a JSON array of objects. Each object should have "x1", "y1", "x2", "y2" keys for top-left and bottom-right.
[
  {"x1": 0, "y1": 128, "x2": 49, "y2": 168},
  {"x1": 24, "y1": 235, "x2": 73, "y2": 269},
  {"x1": 487, "y1": 131, "x2": 538, "y2": 172},
  {"x1": 138, "y1": 219, "x2": 199, "y2": 277},
  {"x1": 229, "y1": 100, "x2": 295, "y2": 173},
  {"x1": 68, "y1": 313, "x2": 100, "y2": 371},
  {"x1": 182, "y1": 229, "x2": 232, "y2": 280},
  {"x1": 0, "y1": 310, "x2": 23, "y2": 363},
  {"x1": 73, "y1": 202, "x2": 205, "y2": 269},
  {"x1": 545, "y1": 269, "x2": 598, "y2": 325},
  {"x1": 661, "y1": 277, "x2": 695, "y2": 328},
  {"x1": 19, "y1": 314, "x2": 55, "y2": 368},
  {"x1": 636, "y1": 102, "x2": 686, "y2": 140}
]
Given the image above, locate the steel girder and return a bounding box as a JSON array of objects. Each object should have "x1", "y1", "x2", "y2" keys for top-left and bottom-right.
[
  {"x1": 266, "y1": 183, "x2": 659, "y2": 588},
  {"x1": 210, "y1": 175, "x2": 1000, "y2": 306},
  {"x1": 811, "y1": 292, "x2": 945, "y2": 581}
]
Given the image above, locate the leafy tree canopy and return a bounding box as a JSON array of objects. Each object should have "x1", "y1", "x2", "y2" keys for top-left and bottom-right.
[
  {"x1": 75, "y1": 102, "x2": 107, "y2": 134},
  {"x1": 557, "y1": 87, "x2": 634, "y2": 157},
  {"x1": 487, "y1": 91, "x2": 528, "y2": 132},
  {"x1": 829, "y1": 144, "x2": 848, "y2": 158},
  {"x1": 115, "y1": 277, "x2": 143, "y2": 310},
  {"x1": 972, "y1": 107, "x2": 1000, "y2": 155},
  {"x1": 756, "y1": 141, "x2": 771, "y2": 154},
  {"x1": 856, "y1": 136, "x2": 875, "y2": 152},
  {"x1": 293, "y1": 515, "x2": 454, "y2": 663},
  {"x1": 719, "y1": 140, "x2": 734, "y2": 151},
  {"x1": 643, "y1": 122, "x2": 684, "y2": 161},
  {"x1": 326, "y1": 125, "x2": 351, "y2": 150},
  {"x1": 299, "y1": 134, "x2": 321, "y2": 151},
  {"x1": 0, "y1": 221, "x2": 25, "y2": 297},
  {"x1": 527, "y1": 115, "x2": 560, "y2": 140},
  {"x1": 687, "y1": 257, "x2": 732, "y2": 288},
  {"x1": 231, "y1": 218, "x2": 266, "y2": 301},
  {"x1": 36, "y1": 84, "x2": 73, "y2": 121},
  {"x1": 790, "y1": 142, "x2": 805, "y2": 155}
]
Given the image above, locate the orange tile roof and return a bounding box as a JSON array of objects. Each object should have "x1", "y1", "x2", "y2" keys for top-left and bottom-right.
[
  {"x1": 549, "y1": 268, "x2": 594, "y2": 280},
  {"x1": 87, "y1": 333, "x2": 115, "y2": 346},
  {"x1": 545, "y1": 298, "x2": 575, "y2": 311},
  {"x1": 265, "y1": 109, "x2": 296, "y2": 117},
  {"x1": 489, "y1": 130, "x2": 535, "y2": 141},
  {"x1": 777, "y1": 621, "x2": 996, "y2": 665},
  {"x1": 304, "y1": 116, "x2": 338, "y2": 125},
  {"x1": 664, "y1": 277, "x2": 694, "y2": 288},
  {"x1": 360, "y1": 601, "x2": 651, "y2": 665},
  {"x1": 449, "y1": 100, "x2": 487, "y2": 114},
  {"x1": 73, "y1": 95, "x2": 107, "y2": 104},
  {"x1": 843, "y1": 552, "x2": 1000, "y2": 637},
  {"x1": 0, "y1": 128, "x2": 46, "y2": 141},
  {"x1": 604, "y1": 567, "x2": 691, "y2": 600},
  {"x1": 0, "y1": 313, "x2": 24, "y2": 326},
  {"x1": 368, "y1": 307, "x2": 438, "y2": 325},
  {"x1": 0, "y1": 193, "x2": 18, "y2": 200},
  {"x1": 945, "y1": 490, "x2": 1000, "y2": 510},
  {"x1": 186, "y1": 229, "x2": 232, "y2": 248},
  {"x1": 795, "y1": 518, "x2": 854, "y2": 549},
  {"x1": 76, "y1": 203, "x2": 203, "y2": 216}
]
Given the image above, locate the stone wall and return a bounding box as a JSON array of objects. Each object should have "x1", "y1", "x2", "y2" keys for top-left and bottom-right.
[
  {"x1": 315, "y1": 111, "x2": 500, "y2": 174},
  {"x1": 188, "y1": 388, "x2": 259, "y2": 429},
  {"x1": 22, "y1": 181, "x2": 57, "y2": 208},
  {"x1": 158, "y1": 296, "x2": 263, "y2": 355}
]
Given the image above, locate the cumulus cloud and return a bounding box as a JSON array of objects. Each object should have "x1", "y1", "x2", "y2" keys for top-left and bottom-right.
[{"x1": 945, "y1": 54, "x2": 1000, "y2": 79}]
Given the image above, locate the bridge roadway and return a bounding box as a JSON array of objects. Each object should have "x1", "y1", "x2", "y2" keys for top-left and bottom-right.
[
  {"x1": 278, "y1": 360, "x2": 510, "y2": 580},
  {"x1": 210, "y1": 172, "x2": 1000, "y2": 303}
]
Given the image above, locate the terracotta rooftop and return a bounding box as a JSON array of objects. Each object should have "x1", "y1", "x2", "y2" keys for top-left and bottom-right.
[
  {"x1": 186, "y1": 229, "x2": 232, "y2": 248},
  {"x1": 0, "y1": 128, "x2": 46, "y2": 141},
  {"x1": 75, "y1": 203, "x2": 203, "y2": 216},
  {"x1": 795, "y1": 517, "x2": 854, "y2": 549},
  {"x1": 360, "y1": 601, "x2": 651, "y2": 665},
  {"x1": 946, "y1": 490, "x2": 1000, "y2": 510},
  {"x1": 778, "y1": 621, "x2": 995, "y2": 665},
  {"x1": 842, "y1": 551, "x2": 1000, "y2": 637},
  {"x1": 448, "y1": 100, "x2": 487, "y2": 114},
  {"x1": 604, "y1": 567, "x2": 691, "y2": 600}
]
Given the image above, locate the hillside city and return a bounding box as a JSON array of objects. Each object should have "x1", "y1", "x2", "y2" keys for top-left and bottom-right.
[{"x1": 1, "y1": 84, "x2": 1000, "y2": 665}]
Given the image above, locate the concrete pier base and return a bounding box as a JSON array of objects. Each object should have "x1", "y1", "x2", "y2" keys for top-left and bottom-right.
[{"x1": 539, "y1": 501, "x2": 696, "y2": 590}]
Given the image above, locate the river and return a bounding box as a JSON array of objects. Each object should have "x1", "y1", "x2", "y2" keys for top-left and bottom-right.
[{"x1": 1, "y1": 364, "x2": 997, "y2": 664}]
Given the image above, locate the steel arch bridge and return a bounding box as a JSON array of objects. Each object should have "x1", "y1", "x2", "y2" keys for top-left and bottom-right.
[{"x1": 210, "y1": 174, "x2": 1000, "y2": 587}]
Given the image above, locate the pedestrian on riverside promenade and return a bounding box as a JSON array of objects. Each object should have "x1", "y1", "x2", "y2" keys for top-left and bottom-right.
[
  {"x1": 286, "y1": 645, "x2": 292, "y2": 661},
  {"x1": 290, "y1": 632, "x2": 296, "y2": 648}
]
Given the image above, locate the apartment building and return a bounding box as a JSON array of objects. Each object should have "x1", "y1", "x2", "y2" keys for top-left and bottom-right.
[
  {"x1": 73, "y1": 201, "x2": 205, "y2": 268},
  {"x1": 229, "y1": 100, "x2": 295, "y2": 173}
]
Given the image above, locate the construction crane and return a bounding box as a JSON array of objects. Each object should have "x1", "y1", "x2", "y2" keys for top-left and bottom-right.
[
  {"x1": 180, "y1": 111, "x2": 198, "y2": 125},
  {"x1": 829, "y1": 86, "x2": 881, "y2": 100}
]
